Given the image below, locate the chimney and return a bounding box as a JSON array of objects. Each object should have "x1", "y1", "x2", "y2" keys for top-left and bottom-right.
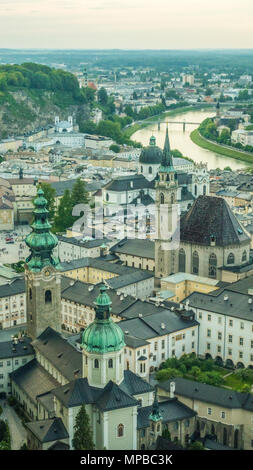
[{"x1": 170, "y1": 381, "x2": 175, "y2": 399}]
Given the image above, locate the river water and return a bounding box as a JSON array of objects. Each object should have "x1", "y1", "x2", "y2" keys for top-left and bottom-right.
[{"x1": 132, "y1": 109, "x2": 250, "y2": 171}]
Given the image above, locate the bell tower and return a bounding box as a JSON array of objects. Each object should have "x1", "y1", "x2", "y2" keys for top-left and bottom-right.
[
  {"x1": 25, "y1": 188, "x2": 62, "y2": 340},
  {"x1": 155, "y1": 125, "x2": 179, "y2": 279},
  {"x1": 82, "y1": 284, "x2": 125, "y2": 388}
]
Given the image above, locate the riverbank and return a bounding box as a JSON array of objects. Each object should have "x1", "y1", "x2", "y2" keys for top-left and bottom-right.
[
  {"x1": 124, "y1": 103, "x2": 212, "y2": 140},
  {"x1": 190, "y1": 129, "x2": 253, "y2": 165}
]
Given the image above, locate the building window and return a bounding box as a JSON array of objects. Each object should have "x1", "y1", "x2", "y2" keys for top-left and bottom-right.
[
  {"x1": 29, "y1": 288, "x2": 32, "y2": 300},
  {"x1": 117, "y1": 424, "x2": 124, "y2": 438},
  {"x1": 217, "y1": 345, "x2": 221, "y2": 353},
  {"x1": 149, "y1": 166, "x2": 152, "y2": 174},
  {"x1": 207, "y1": 329, "x2": 211, "y2": 337},
  {"x1": 239, "y1": 338, "x2": 244, "y2": 346},
  {"x1": 228, "y1": 349, "x2": 232, "y2": 355},
  {"x1": 199, "y1": 312, "x2": 202, "y2": 319},
  {"x1": 45, "y1": 290, "x2": 52, "y2": 304},
  {"x1": 218, "y1": 332, "x2": 222, "y2": 340},
  {"x1": 209, "y1": 253, "x2": 217, "y2": 278},
  {"x1": 108, "y1": 359, "x2": 113, "y2": 368},
  {"x1": 228, "y1": 335, "x2": 233, "y2": 343},
  {"x1": 227, "y1": 253, "x2": 234, "y2": 265},
  {"x1": 207, "y1": 343, "x2": 210, "y2": 350},
  {"x1": 160, "y1": 193, "x2": 164, "y2": 204},
  {"x1": 179, "y1": 248, "x2": 186, "y2": 272},
  {"x1": 242, "y1": 250, "x2": 247, "y2": 262},
  {"x1": 94, "y1": 359, "x2": 99, "y2": 369},
  {"x1": 207, "y1": 408, "x2": 212, "y2": 415},
  {"x1": 240, "y1": 322, "x2": 244, "y2": 330},
  {"x1": 239, "y1": 352, "x2": 243, "y2": 359},
  {"x1": 229, "y1": 320, "x2": 233, "y2": 327},
  {"x1": 154, "y1": 342, "x2": 158, "y2": 351},
  {"x1": 192, "y1": 342, "x2": 195, "y2": 348},
  {"x1": 208, "y1": 314, "x2": 211, "y2": 321},
  {"x1": 192, "y1": 251, "x2": 199, "y2": 275},
  {"x1": 221, "y1": 411, "x2": 225, "y2": 419},
  {"x1": 192, "y1": 330, "x2": 195, "y2": 336},
  {"x1": 162, "y1": 340, "x2": 165, "y2": 349}
]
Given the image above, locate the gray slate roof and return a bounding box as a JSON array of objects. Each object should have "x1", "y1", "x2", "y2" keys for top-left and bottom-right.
[
  {"x1": 52, "y1": 370, "x2": 153, "y2": 409},
  {"x1": 103, "y1": 174, "x2": 154, "y2": 192},
  {"x1": 137, "y1": 398, "x2": 196, "y2": 429},
  {"x1": 10, "y1": 359, "x2": 59, "y2": 404},
  {"x1": 26, "y1": 417, "x2": 69, "y2": 443},
  {"x1": 0, "y1": 336, "x2": 33, "y2": 360},
  {"x1": 158, "y1": 377, "x2": 253, "y2": 411},
  {"x1": 180, "y1": 195, "x2": 250, "y2": 246},
  {"x1": 32, "y1": 327, "x2": 82, "y2": 382},
  {"x1": 183, "y1": 287, "x2": 253, "y2": 322},
  {"x1": 110, "y1": 238, "x2": 155, "y2": 259},
  {"x1": 118, "y1": 309, "x2": 198, "y2": 339}
]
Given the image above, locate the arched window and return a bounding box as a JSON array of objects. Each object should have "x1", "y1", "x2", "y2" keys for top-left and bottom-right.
[
  {"x1": 160, "y1": 193, "x2": 164, "y2": 204},
  {"x1": 106, "y1": 193, "x2": 109, "y2": 202},
  {"x1": 194, "y1": 184, "x2": 197, "y2": 196},
  {"x1": 171, "y1": 193, "x2": 174, "y2": 204},
  {"x1": 108, "y1": 359, "x2": 113, "y2": 368},
  {"x1": 29, "y1": 288, "x2": 32, "y2": 300},
  {"x1": 192, "y1": 251, "x2": 199, "y2": 275},
  {"x1": 149, "y1": 166, "x2": 152, "y2": 174},
  {"x1": 234, "y1": 429, "x2": 239, "y2": 449},
  {"x1": 227, "y1": 252, "x2": 234, "y2": 265},
  {"x1": 141, "y1": 165, "x2": 143, "y2": 173},
  {"x1": 94, "y1": 359, "x2": 99, "y2": 369},
  {"x1": 179, "y1": 248, "x2": 186, "y2": 272},
  {"x1": 117, "y1": 424, "x2": 124, "y2": 437},
  {"x1": 242, "y1": 250, "x2": 247, "y2": 262},
  {"x1": 209, "y1": 253, "x2": 217, "y2": 278},
  {"x1": 45, "y1": 290, "x2": 52, "y2": 304},
  {"x1": 203, "y1": 185, "x2": 207, "y2": 195}
]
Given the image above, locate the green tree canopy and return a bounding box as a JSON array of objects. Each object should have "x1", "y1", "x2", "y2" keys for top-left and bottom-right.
[
  {"x1": 53, "y1": 189, "x2": 74, "y2": 233},
  {"x1": 98, "y1": 87, "x2": 108, "y2": 106},
  {"x1": 72, "y1": 404, "x2": 95, "y2": 450}
]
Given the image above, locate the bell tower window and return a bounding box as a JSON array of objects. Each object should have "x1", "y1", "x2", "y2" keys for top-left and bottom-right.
[
  {"x1": 45, "y1": 290, "x2": 52, "y2": 304},
  {"x1": 160, "y1": 193, "x2": 164, "y2": 204},
  {"x1": 29, "y1": 288, "x2": 32, "y2": 300}
]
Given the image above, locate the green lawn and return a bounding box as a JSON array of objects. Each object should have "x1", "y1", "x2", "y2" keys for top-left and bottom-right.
[{"x1": 190, "y1": 128, "x2": 253, "y2": 165}]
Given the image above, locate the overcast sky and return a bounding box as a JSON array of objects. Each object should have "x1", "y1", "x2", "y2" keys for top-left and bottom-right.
[{"x1": 0, "y1": 0, "x2": 252, "y2": 49}]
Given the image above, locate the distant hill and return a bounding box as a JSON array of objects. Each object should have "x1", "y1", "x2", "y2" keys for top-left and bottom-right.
[{"x1": 0, "y1": 63, "x2": 93, "y2": 139}]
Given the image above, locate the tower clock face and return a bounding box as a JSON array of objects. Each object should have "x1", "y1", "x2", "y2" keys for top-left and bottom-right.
[{"x1": 42, "y1": 267, "x2": 53, "y2": 280}]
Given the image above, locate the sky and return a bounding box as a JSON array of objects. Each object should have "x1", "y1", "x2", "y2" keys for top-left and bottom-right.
[{"x1": 0, "y1": 0, "x2": 252, "y2": 49}]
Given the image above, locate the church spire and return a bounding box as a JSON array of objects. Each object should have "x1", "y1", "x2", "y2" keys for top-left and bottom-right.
[
  {"x1": 25, "y1": 187, "x2": 60, "y2": 272},
  {"x1": 149, "y1": 388, "x2": 162, "y2": 422},
  {"x1": 160, "y1": 124, "x2": 174, "y2": 171}
]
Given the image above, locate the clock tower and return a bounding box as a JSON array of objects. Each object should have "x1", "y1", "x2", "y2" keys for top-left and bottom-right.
[{"x1": 25, "y1": 188, "x2": 62, "y2": 340}]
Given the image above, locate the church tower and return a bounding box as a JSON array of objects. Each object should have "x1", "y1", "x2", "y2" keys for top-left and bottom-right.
[
  {"x1": 155, "y1": 125, "x2": 179, "y2": 278},
  {"x1": 148, "y1": 389, "x2": 163, "y2": 447},
  {"x1": 215, "y1": 101, "x2": 220, "y2": 126},
  {"x1": 25, "y1": 187, "x2": 62, "y2": 340},
  {"x1": 82, "y1": 284, "x2": 125, "y2": 388}
]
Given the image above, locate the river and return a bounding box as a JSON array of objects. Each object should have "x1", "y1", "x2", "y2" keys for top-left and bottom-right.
[{"x1": 132, "y1": 109, "x2": 250, "y2": 171}]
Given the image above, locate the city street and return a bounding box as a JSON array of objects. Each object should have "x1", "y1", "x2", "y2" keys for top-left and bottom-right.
[{"x1": 0, "y1": 399, "x2": 26, "y2": 450}]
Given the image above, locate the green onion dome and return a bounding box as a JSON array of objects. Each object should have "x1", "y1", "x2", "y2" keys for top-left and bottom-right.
[
  {"x1": 82, "y1": 285, "x2": 125, "y2": 354},
  {"x1": 25, "y1": 188, "x2": 60, "y2": 272},
  {"x1": 139, "y1": 135, "x2": 163, "y2": 165}
]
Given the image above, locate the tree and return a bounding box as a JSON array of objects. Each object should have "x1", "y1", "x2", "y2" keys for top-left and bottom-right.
[
  {"x1": 39, "y1": 182, "x2": 56, "y2": 220},
  {"x1": 110, "y1": 144, "x2": 120, "y2": 153},
  {"x1": 241, "y1": 384, "x2": 251, "y2": 393},
  {"x1": 98, "y1": 87, "x2": 108, "y2": 106},
  {"x1": 71, "y1": 178, "x2": 89, "y2": 206},
  {"x1": 156, "y1": 368, "x2": 182, "y2": 381},
  {"x1": 53, "y1": 189, "x2": 74, "y2": 233},
  {"x1": 72, "y1": 404, "x2": 95, "y2": 450},
  {"x1": 162, "y1": 429, "x2": 171, "y2": 440},
  {"x1": 188, "y1": 441, "x2": 205, "y2": 450},
  {"x1": 0, "y1": 441, "x2": 11, "y2": 450}
]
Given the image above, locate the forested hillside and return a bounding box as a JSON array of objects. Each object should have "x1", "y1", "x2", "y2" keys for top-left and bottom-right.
[{"x1": 0, "y1": 63, "x2": 93, "y2": 138}]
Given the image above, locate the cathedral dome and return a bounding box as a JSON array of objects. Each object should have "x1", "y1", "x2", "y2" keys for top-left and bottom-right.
[
  {"x1": 82, "y1": 318, "x2": 125, "y2": 354},
  {"x1": 82, "y1": 285, "x2": 125, "y2": 354},
  {"x1": 139, "y1": 136, "x2": 163, "y2": 165}
]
